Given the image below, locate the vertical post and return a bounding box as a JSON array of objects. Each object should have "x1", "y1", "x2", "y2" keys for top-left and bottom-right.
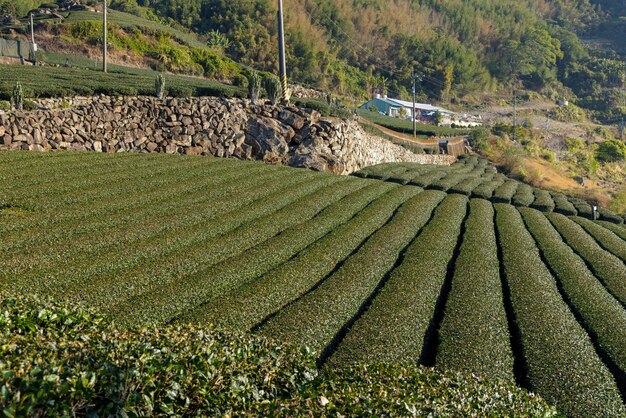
[
  {"x1": 30, "y1": 12, "x2": 36, "y2": 64},
  {"x1": 277, "y1": 0, "x2": 287, "y2": 101},
  {"x1": 412, "y1": 69, "x2": 417, "y2": 139},
  {"x1": 513, "y1": 88, "x2": 517, "y2": 142},
  {"x1": 103, "y1": 0, "x2": 108, "y2": 73}
]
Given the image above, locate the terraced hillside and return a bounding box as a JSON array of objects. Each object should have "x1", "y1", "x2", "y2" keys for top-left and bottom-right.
[
  {"x1": 354, "y1": 155, "x2": 626, "y2": 224},
  {"x1": 1, "y1": 151, "x2": 625, "y2": 416}
]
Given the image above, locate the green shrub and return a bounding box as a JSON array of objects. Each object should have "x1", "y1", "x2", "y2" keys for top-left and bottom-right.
[
  {"x1": 436, "y1": 199, "x2": 513, "y2": 380},
  {"x1": 547, "y1": 212, "x2": 626, "y2": 306},
  {"x1": 550, "y1": 192, "x2": 577, "y2": 216},
  {"x1": 0, "y1": 296, "x2": 558, "y2": 417},
  {"x1": 247, "y1": 71, "x2": 261, "y2": 103},
  {"x1": 11, "y1": 81, "x2": 23, "y2": 111},
  {"x1": 263, "y1": 75, "x2": 282, "y2": 105},
  {"x1": 531, "y1": 189, "x2": 556, "y2": 212},
  {"x1": 492, "y1": 180, "x2": 519, "y2": 204},
  {"x1": 512, "y1": 183, "x2": 535, "y2": 207},
  {"x1": 0, "y1": 101, "x2": 9, "y2": 111},
  {"x1": 571, "y1": 216, "x2": 626, "y2": 262},
  {"x1": 521, "y1": 208, "x2": 626, "y2": 392},
  {"x1": 258, "y1": 188, "x2": 439, "y2": 354},
  {"x1": 596, "y1": 140, "x2": 626, "y2": 163},
  {"x1": 155, "y1": 73, "x2": 165, "y2": 99},
  {"x1": 495, "y1": 204, "x2": 625, "y2": 417}
]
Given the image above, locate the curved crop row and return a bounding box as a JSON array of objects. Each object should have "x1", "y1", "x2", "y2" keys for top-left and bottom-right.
[
  {"x1": 551, "y1": 192, "x2": 577, "y2": 216},
  {"x1": 531, "y1": 189, "x2": 555, "y2": 212},
  {"x1": 449, "y1": 172, "x2": 495, "y2": 196},
  {"x1": 512, "y1": 184, "x2": 535, "y2": 207},
  {"x1": 571, "y1": 217, "x2": 626, "y2": 262},
  {"x1": 547, "y1": 212, "x2": 626, "y2": 306},
  {"x1": 599, "y1": 207, "x2": 624, "y2": 224},
  {"x1": 492, "y1": 180, "x2": 519, "y2": 204},
  {"x1": 596, "y1": 220, "x2": 626, "y2": 241},
  {"x1": 115, "y1": 181, "x2": 395, "y2": 326},
  {"x1": 409, "y1": 170, "x2": 448, "y2": 188},
  {"x1": 520, "y1": 208, "x2": 626, "y2": 385},
  {"x1": 182, "y1": 185, "x2": 421, "y2": 330},
  {"x1": 570, "y1": 197, "x2": 594, "y2": 218},
  {"x1": 0, "y1": 162, "x2": 281, "y2": 274},
  {"x1": 471, "y1": 174, "x2": 506, "y2": 200},
  {"x1": 328, "y1": 194, "x2": 468, "y2": 366},
  {"x1": 257, "y1": 190, "x2": 448, "y2": 354},
  {"x1": 495, "y1": 204, "x2": 625, "y2": 417},
  {"x1": 435, "y1": 199, "x2": 514, "y2": 381},
  {"x1": 104, "y1": 175, "x2": 364, "y2": 324}
]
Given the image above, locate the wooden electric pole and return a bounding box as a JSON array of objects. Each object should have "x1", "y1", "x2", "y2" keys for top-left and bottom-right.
[
  {"x1": 277, "y1": 0, "x2": 287, "y2": 101},
  {"x1": 30, "y1": 12, "x2": 36, "y2": 64},
  {"x1": 103, "y1": 0, "x2": 108, "y2": 73}
]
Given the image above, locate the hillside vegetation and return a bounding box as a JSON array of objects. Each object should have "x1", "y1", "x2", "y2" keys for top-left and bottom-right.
[
  {"x1": 1, "y1": 151, "x2": 625, "y2": 416},
  {"x1": 2, "y1": 0, "x2": 624, "y2": 122}
]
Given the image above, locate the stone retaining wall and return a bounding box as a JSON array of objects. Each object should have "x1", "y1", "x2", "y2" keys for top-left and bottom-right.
[{"x1": 0, "y1": 96, "x2": 455, "y2": 174}]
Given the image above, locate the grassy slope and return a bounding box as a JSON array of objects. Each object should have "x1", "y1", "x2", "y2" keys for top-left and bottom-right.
[{"x1": 0, "y1": 151, "x2": 625, "y2": 416}]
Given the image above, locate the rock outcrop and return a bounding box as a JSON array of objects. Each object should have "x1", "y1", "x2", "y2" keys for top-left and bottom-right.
[{"x1": 0, "y1": 96, "x2": 455, "y2": 174}]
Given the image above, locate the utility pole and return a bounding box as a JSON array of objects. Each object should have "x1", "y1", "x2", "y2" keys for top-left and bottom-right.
[
  {"x1": 103, "y1": 0, "x2": 107, "y2": 73},
  {"x1": 513, "y1": 87, "x2": 517, "y2": 142},
  {"x1": 411, "y1": 69, "x2": 421, "y2": 139},
  {"x1": 277, "y1": 0, "x2": 287, "y2": 101},
  {"x1": 29, "y1": 12, "x2": 36, "y2": 65}
]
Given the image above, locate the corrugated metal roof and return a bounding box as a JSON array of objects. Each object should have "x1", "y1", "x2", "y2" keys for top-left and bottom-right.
[{"x1": 386, "y1": 98, "x2": 452, "y2": 114}]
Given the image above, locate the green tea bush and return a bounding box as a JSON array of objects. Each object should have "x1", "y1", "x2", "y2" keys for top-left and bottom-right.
[
  {"x1": 548, "y1": 212, "x2": 626, "y2": 308},
  {"x1": 0, "y1": 295, "x2": 559, "y2": 417},
  {"x1": 186, "y1": 184, "x2": 414, "y2": 330},
  {"x1": 259, "y1": 189, "x2": 441, "y2": 354},
  {"x1": 410, "y1": 170, "x2": 448, "y2": 187},
  {"x1": 521, "y1": 208, "x2": 626, "y2": 384},
  {"x1": 449, "y1": 173, "x2": 494, "y2": 196},
  {"x1": 512, "y1": 183, "x2": 535, "y2": 207},
  {"x1": 329, "y1": 193, "x2": 465, "y2": 366},
  {"x1": 437, "y1": 199, "x2": 513, "y2": 380},
  {"x1": 495, "y1": 204, "x2": 625, "y2": 417},
  {"x1": 570, "y1": 197, "x2": 593, "y2": 218},
  {"x1": 596, "y1": 220, "x2": 626, "y2": 241},
  {"x1": 550, "y1": 192, "x2": 577, "y2": 216},
  {"x1": 492, "y1": 180, "x2": 519, "y2": 204},
  {"x1": 531, "y1": 189, "x2": 556, "y2": 212},
  {"x1": 571, "y1": 217, "x2": 626, "y2": 262},
  {"x1": 599, "y1": 207, "x2": 624, "y2": 224},
  {"x1": 471, "y1": 174, "x2": 506, "y2": 199}
]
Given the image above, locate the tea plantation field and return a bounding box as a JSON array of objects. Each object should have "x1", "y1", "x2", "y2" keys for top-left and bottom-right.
[{"x1": 1, "y1": 151, "x2": 625, "y2": 417}]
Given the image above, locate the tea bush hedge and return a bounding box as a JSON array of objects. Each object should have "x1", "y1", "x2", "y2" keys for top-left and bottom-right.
[
  {"x1": 0, "y1": 296, "x2": 560, "y2": 417},
  {"x1": 521, "y1": 208, "x2": 626, "y2": 383},
  {"x1": 437, "y1": 199, "x2": 513, "y2": 381},
  {"x1": 329, "y1": 194, "x2": 467, "y2": 366},
  {"x1": 258, "y1": 190, "x2": 447, "y2": 353},
  {"x1": 547, "y1": 212, "x2": 626, "y2": 306},
  {"x1": 571, "y1": 216, "x2": 626, "y2": 262},
  {"x1": 182, "y1": 184, "x2": 416, "y2": 330},
  {"x1": 495, "y1": 204, "x2": 625, "y2": 417}
]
